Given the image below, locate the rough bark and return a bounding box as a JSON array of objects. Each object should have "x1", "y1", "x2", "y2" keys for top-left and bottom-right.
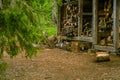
[
  {"x1": 0, "y1": 0, "x2": 2, "y2": 9},
  {"x1": 52, "y1": 0, "x2": 57, "y2": 24},
  {"x1": 96, "y1": 52, "x2": 110, "y2": 62}
]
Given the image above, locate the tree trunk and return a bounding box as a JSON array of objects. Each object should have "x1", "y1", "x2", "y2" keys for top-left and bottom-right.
[
  {"x1": 0, "y1": 0, "x2": 3, "y2": 9},
  {"x1": 52, "y1": 0, "x2": 57, "y2": 24}
]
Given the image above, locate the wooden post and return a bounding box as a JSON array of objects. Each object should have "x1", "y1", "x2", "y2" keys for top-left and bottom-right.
[
  {"x1": 52, "y1": 0, "x2": 57, "y2": 23},
  {"x1": 78, "y1": 0, "x2": 83, "y2": 36},
  {"x1": 93, "y1": 0, "x2": 98, "y2": 45},
  {"x1": 57, "y1": 7, "x2": 61, "y2": 35},
  {"x1": 113, "y1": 0, "x2": 119, "y2": 52}
]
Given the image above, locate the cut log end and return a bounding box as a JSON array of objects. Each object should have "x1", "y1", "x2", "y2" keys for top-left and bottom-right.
[{"x1": 96, "y1": 52, "x2": 110, "y2": 62}]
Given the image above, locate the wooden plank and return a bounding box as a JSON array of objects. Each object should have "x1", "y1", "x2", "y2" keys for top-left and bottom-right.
[
  {"x1": 94, "y1": 45, "x2": 116, "y2": 52},
  {"x1": 82, "y1": 12, "x2": 111, "y2": 16},
  {"x1": 83, "y1": 12, "x2": 92, "y2": 16},
  {"x1": 60, "y1": 36, "x2": 92, "y2": 42},
  {"x1": 73, "y1": 36, "x2": 93, "y2": 42},
  {"x1": 63, "y1": 1, "x2": 78, "y2": 5}
]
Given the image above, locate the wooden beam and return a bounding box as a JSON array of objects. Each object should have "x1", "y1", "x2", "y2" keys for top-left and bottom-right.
[
  {"x1": 94, "y1": 45, "x2": 116, "y2": 52},
  {"x1": 73, "y1": 36, "x2": 93, "y2": 42},
  {"x1": 57, "y1": 7, "x2": 61, "y2": 35},
  {"x1": 113, "y1": 0, "x2": 119, "y2": 51},
  {"x1": 60, "y1": 36, "x2": 92, "y2": 42},
  {"x1": 93, "y1": 0, "x2": 98, "y2": 45},
  {"x1": 78, "y1": 0, "x2": 83, "y2": 36}
]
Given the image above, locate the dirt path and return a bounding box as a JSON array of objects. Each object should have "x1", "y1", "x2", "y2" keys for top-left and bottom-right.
[{"x1": 1, "y1": 48, "x2": 120, "y2": 80}]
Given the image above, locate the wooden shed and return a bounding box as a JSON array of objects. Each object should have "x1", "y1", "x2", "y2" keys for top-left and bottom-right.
[{"x1": 57, "y1": 0, "x2": 120, "y2": 53}]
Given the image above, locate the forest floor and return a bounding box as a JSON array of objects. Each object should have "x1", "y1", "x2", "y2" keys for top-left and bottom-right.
[{"x1": 1, "y1": 48, "x2": 120, "y2": 80}]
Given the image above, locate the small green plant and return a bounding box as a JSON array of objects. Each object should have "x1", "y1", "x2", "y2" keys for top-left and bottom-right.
[{"x1": 44, "y1": 26, "x2": 57, "y2": 36}]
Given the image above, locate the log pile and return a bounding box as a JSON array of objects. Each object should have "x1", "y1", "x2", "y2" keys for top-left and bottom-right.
[
  {"x1": 82, "y1": 21, "x2": 92, "y2": 37},
  {"x1": 61, "y1": 0, "x2": 93, "y2": 37},
  {"x1": 61, "y1": 1, "x2": 78, "y2": 37},
  {"x1": 98, "y1": 0, "x2": 113, "y2": 46},
  {"x1": 98, "y1": 18, "x2": 113, "y2": 46},
  {"x1": 60, "y1": 0, "x2": 116, "y2": 47}
]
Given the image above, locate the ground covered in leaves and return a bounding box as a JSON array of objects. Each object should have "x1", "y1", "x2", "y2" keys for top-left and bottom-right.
[{"x1": 1, "y1": 48, "x2": 120, "y2": 80}]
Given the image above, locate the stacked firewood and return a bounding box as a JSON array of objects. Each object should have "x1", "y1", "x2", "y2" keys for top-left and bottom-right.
[
  {"x1": 61, "y1": 1, "x2": 78, "y2": 37},
  {"x1": 98, "y1": 0, "x2": 113, "y2": 46},
  {"x1": 98, "y1": 17, "x2": 113, "y2": 46},
  {"x1": 82, "y1": 20, "x2": 92, "y2": 37}
]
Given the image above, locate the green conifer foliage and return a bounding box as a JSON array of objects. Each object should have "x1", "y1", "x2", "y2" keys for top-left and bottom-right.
[{"x1": 0, "y1": 0, "x2": 43, "y2": 58}]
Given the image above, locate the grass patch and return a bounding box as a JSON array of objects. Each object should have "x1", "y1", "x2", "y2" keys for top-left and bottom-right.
[
  {"x1": 0, "y1": 62, "x2": 8, "y2": 72},
  {"x1": 0, "y1": 78, "x2": 11, "y2": 80},
  {"x1": 43, "y1": 26, "x2": 57, "y2": 36}
]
